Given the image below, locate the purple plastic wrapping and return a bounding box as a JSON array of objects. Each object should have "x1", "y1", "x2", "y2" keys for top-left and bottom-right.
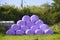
[
  {"x1": 20, "y1": 25, "x2": 29, "y2": 32},
  {"x1": 6, "y1": 15, "x2": 53, "y2": 35},
  {"x1": 31, "y1": 25, "x2": 40, "y2": 31},
  {"x1": 35, "y1": 29, "x2": 44, "y2": 34},
  {"x1": 17, "y1": 20, "x2": 25, "y2": 26},
  {"x1": 30, "y1": 15, "x2": 39, "y2": 23},
  {"x1": 16, "y1": 30, "x2": 24, "y2": 35},
  {"x1": 25, "y1": 29, "x2": 34, "y2": 35},
  {"x1": 6, "y1": 29, "x2": 15, "y2": 35},
  {"x1": 22, "y1": 15, "x2": 31, "y2": 22},
  {"x1": 35, "y1": 19, "x2": 44, "y2": 25},
  {"x1": 40, "y1": 24, "x2": 49, "y2": 31},
  {"x1": 11, "y1": 24, "x2": 20, "y2": 31},
  {"x1": 44, "y1": 29, "x2": 53, "y2": 34},
  {"x1": 26, "y1": 21, "x2": 35, "y2": 28}
]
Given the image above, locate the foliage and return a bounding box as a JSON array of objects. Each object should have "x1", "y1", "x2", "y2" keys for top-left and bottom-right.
[
  {"x1": 0, "y1": 25, "x2": 9, "y2": 34},
  {"x1": 51, "y1": 22, "x2": 60, "y2": 34},
  {"x1": 0, "y1": 0, "x2": 60, "y2": 25},
  {"x1": 52, "y1": 0, "x2": 60, "y2": 12}
]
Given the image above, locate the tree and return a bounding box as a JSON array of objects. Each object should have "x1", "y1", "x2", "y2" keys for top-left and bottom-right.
[{"x1": 52, "y1": 0, "x2": 60, "y2": 12}]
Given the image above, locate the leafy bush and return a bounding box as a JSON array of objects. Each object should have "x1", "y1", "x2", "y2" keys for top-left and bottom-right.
[
  {"x1": 51, "y1": 22, "x2": 60, "y2": 34},
  {"x1": 0, "y1": 5, "x2": 60, "y2": 25},
  {"x1": 0, "y1": 26, "x2": 9, "y2": 34}
]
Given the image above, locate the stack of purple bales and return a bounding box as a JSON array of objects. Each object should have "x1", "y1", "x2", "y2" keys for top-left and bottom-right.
[{"x1": 6, "y1": 15, "x2": 53, "y2": 35}]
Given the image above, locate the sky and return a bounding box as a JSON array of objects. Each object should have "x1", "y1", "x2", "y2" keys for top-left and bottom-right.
[{"x1": 0, "y1": 0, "x2": 53, "y2": 7}]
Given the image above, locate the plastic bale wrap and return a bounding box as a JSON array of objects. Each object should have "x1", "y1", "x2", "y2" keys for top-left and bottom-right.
[
  {"x1": 6, "y1": 15, "x2": 53, "y2": 35},
  {"x1": 17, "y1": 20, "x2": 25, "y2": 26},
  {"x1": 25, "y1": 29, "x2": 34, "y2": 35},
  {"x1": 30, "y1": 15, "x2": 39, "y2": 23},
  {"x1": 16, "y1": 30, "x2": 24, "y2": 35},
  {"x1": 35, "y1": 19, "x2": 44, "y2": 26},
  {"x1": 6, "y1": 29, "x2": 15, "y2": 35},
  {"x1": 11, "y1": 24, "x2": 20, "y2": 31},
  {"x1": 26, "y1": 21, "x2": 35, "y2": 28},
  {"x1": 40, "y1": 24, "x2": 53, "y2": 34},
  {"x1": 22, "y1": 15, "x2": 31, "y2": 22},
  {"x1": 35, "y1": 29, "x2": 44, "y2": 34},
  {"x1": 31, "y1": 25, "x2": 40, "y2": 31},
  {"x1": 44, "y1": 29, "x2": 53, "y2": 34},
  {"x1": 40, "y1": 24, "x2": 49, "y2": 31},
  {"x1": 20, "y1": 25, "x2": 29, "y2": 32}
]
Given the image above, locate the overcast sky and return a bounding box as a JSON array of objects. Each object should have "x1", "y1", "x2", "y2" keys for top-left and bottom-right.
[{"x1": 0, "y1": 0, "x2": 53, "y2": 7}]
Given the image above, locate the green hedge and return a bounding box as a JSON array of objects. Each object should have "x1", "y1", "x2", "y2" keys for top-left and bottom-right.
[{"x1": 0, "y1": 5, "x2": 60, "y2": 25}]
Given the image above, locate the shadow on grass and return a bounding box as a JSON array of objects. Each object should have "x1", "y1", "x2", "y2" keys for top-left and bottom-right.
[
  {"x1": 0, "y1": 31, "x2": 60, "y2": 36},
  {"x1": 54, "y1": 32, "x2": 60, "y2": 34}
]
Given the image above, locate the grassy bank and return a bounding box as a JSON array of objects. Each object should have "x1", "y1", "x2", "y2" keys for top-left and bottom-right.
[{"x1": 0, "y1": 34, "x2": 60, "y2": 40}]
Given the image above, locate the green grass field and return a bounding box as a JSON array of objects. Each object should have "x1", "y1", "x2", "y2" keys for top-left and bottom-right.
[{"x1": 0, "y1": 34, "x2": 60, "y2": 40}]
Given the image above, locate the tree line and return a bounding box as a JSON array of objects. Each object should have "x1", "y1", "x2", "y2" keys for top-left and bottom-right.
[{"x1": 0, "y1": 0, "x2": 60, "y2": 25}]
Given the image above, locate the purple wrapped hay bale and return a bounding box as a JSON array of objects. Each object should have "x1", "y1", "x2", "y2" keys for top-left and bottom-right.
[
  {"x1": 26, "y1": 21, "x2": 35, "y2": 28},
  {"x1": 22, "y1": 15, "x2": 31, "y2": 22},
  {"x1": 21, "y1": 25, "x2": 29, "y2": 32},
  {"x1": 44, "y1": 29, "x2": 53, "y2": 34},
  {"x1": 40, "y1": 24, "x2": 49, "y2": 31},
  {"x1": 6, "y1": 29, "x2": 15, "y2": 35},
  {"x1": 40, "y1": 24, "x2": 53, "y2": 34},
  {"x1": 17, "y1": 20, "x2": 25, "y2": 26},
  {"x1": 35, "y1": 29, "x2": 44, "y2": 34},
  {"x1": 6, "y1": 15, "x2": 53, "y2": 35},
  {"x1": 30, "y1": 15, "x2": 39, "y2": 23},
  {"x1": 16, "y1": 30, "x2": 24, "y2": 35},
  {"x1": 11, "y1": 24, "x2": 20, "y2": 31},
  {"x1": 31, "y1": 25, "x2": 40, "y2": 31},
  {"x1": 25, "y1": 29, "x2": 34, "y2": 35},
  {"x1": 35, "y1": 19, "x2": 44, "y2": 25}
]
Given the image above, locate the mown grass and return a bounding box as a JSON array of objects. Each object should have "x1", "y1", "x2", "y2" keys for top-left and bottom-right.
[{"x1": 0, "y1": 34, "x2": 60, "y2": 40}]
